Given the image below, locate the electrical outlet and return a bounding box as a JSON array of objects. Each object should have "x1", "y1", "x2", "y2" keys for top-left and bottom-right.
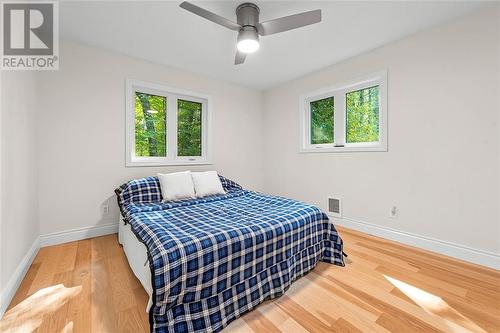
[
  {"x1": 389, "y1": 206, "x2": 398, "y2": 218},
  {"x1": 102, "y1": 204, "x2": 109, "y2": 215}
]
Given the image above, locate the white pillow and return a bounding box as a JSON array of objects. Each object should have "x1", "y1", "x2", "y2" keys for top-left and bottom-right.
[
  {"x1": 191, "y1": 171, "x2": 225, "y2": 198},
  {"x1": 158, "y1": 171, "x2": 196, "y2": 201}
]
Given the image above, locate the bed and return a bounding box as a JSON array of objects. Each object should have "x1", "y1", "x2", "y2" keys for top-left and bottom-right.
[{"x1": 116, "y1": 175, "x2": 344, "y2": 333}]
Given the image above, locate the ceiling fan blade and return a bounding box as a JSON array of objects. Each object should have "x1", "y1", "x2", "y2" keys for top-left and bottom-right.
[
  {"x1": 257, "y1": 9, "x2": 321, "y2": 36},
  {"x1": 179, "y1": 2, "x2": 241, "y2": 31},
  {"x1": 234, "y1": 50, "x2": 246, "y2": 65}
]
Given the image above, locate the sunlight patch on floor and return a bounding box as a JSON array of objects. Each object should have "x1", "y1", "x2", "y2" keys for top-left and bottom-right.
[
  {"x1": 384, "y1": 275, "x2": 486, "y2": 333},
  {"x1": 0, "y1": 284, "x2": 81, "y2": 333},
  {"x1": 61, "y1": 321, "x2": 74, "y2": 333}
]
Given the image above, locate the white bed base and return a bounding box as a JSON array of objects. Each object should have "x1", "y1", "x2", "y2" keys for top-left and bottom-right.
[{"x1": 118, "y1": 217, "x2": 153, "y2": 312}]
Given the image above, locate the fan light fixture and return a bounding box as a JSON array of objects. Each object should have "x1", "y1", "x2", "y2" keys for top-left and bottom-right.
[
  {"x1": 237, "y1": 27, "x2": 259, "y2": 53},
  {"x1": 179, "y1": 1, "x2": 322, "y2": 65}
]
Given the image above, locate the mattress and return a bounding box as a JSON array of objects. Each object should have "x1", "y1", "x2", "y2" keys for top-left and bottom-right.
[{"x1": 118, "y1": 217, "x2": 152, "y2": 312}]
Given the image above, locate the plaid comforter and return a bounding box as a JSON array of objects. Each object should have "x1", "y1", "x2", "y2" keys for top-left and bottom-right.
[{"x1": 116, "y1": 176, "x2": 344, "y2": 333}]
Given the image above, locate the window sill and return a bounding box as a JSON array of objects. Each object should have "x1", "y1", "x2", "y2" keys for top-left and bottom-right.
[
  {"x1": 126, "y1": 159, "x2": 212, "y2": 167},
  {"x1": 299, "y1": 145, "x2": 387, "y2": 153}
]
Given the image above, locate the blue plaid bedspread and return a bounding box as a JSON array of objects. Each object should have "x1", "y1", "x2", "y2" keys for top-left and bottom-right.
[{"x1": 116, "y1": 176, "x2": 344, "y2": 333}]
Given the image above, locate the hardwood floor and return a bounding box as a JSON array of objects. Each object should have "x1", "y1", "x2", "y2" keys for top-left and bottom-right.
[{"x1": 1, "y1": 226, "x2": 499, "y2": 333}]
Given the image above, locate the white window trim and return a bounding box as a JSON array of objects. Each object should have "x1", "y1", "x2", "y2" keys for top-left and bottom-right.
[
  {"x1": 299, "y1": 70, "x2": 388, "y2": 153},
  {"x1": 125, "y1": 79, "x2": 212, "y2": 167}
]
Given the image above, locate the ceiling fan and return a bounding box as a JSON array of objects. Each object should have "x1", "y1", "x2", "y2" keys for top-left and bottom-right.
[{"x1": 179, "y1": 1, "x2": 322, "y2": 65}]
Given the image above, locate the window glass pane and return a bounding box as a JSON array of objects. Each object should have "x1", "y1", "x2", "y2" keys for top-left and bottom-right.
[
  {"x1": 177, "y1": 99, "x2": 202, "y2": 156},
  {"x1": 135, "y1": 92, "x2": 167, "y2": 157},
  {"x1": 346, "y1": 86, "x2": 379, "y2": 143},
  {"x1": 310, "y1": 97, "x2": 334, "y2": 144}
]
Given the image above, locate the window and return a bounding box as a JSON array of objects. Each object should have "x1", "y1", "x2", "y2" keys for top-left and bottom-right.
[
  {"x1": 134, "y1": 92, "x2": 167, "y2": 157},
  {"x1": 300, "y1": 71, "x2": 387, "y2": 152},
  {"x1": 346, "y1": 86, "x2": 379, "y2": 144},
  {"x1": 126, "y1": 80, "x2": 211, "y2": 166},
  {"x1": 310, "y1": 97, "x2": 334, "y2": 145},
  {"x1": 177, "y1": 99, "x2": 202, "y2": 157}
]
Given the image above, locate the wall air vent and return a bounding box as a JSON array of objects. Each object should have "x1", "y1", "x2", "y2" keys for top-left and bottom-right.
[{"x1": 328, "y1": 197, "x2": 342, "y2": 218}]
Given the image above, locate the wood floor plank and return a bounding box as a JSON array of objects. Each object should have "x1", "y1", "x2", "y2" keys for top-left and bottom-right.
[
  {"x1": 1, "y1": 228, "x2": 499, "y2": 333},
  {"x1": 26, "y1": 245, "x2": 62, "y2": 295},
  {"x1": 351, "y1": 234, "x2": 499, "y2": 285},
  {"x1": 375, "y1": 264, "x2": 468, "y2": 298},
  {"x1": 315, "y1": 270, "x2": 445, "y2": 331},
  {"x1": 330, "y1": 318, "x2": 362, "y2": 333},
  {"x1": 389, "y1": 288, "x2": 419, "y2": 307},
  {"x1": 275, "y1": 295, "x2": 332, "y2": 333},
  {"x1": 39, "y1": 271, "x2": 73, "y2": 333},
  {"x1": 91, "y1": 257, "x2": 120, "y2": 332},
  {"x1": 305, "y1": 271, "x2": 381, "y2": 318},
  {"x1": 253, "y1": 302, "x2": 308, "y2": 332},
  {"x1": 375, "y1": 313, "x2": 442, "y2": 333},
  {"x1": 55, "y1": 242, "x2": 78, "y2": 274},
  {"x1": 68, "y1": 240, "x2": 92, "y2": 333},
  {"x1": 283, "y1": 278, "x2": 341, "y2": 327},
  {"x1": 242, "y1": 307, "x2": 281, "y2": 333},
  {"x1": 443, "y1": 296, "x2": 500, "y2": 332},
  {"x1": 348, "y1": 243, "x2": 420, "y2": 272},
  {"x1": 117, "y1": 307, "x2": 147, "y2": 333}
]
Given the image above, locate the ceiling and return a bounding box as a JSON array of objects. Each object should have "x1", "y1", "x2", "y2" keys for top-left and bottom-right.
[{"x1": 60, "y1": 1, "x2": 485, "y2": 90}]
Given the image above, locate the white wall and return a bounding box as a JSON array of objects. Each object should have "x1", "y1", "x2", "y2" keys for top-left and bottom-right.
[
  {"x1": 263, "y1": 7, "x2": 500, "y2": 255},
  {"x1": 36, "y1": 40, "x2": 264, "y2": 235},
  {"x1": 1, "y1": 71, "x2": 40, "y2": 296}
]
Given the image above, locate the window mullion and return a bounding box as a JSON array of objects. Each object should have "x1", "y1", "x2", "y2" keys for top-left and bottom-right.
[
  {"x1": 306, "y1": 99, "x2": 312, "y2": 148},
  {"x1": 201, "y1": 100, "x2": 208, "y2": 159},
  {"x1": 334, "y1": 92, "x2": 345, "y2": 146},
  {"x1": 167, "y1": 94, "x2": 177, "y2": 159}
]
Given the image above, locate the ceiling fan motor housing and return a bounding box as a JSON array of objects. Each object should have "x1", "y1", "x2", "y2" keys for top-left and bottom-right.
[{"x1": 236, "y1": 3, "x2": 260, "y2": 28}]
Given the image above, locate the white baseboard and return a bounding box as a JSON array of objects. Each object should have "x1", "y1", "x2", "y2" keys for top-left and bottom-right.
[
  {"x1": 40, "y1": 223, "x2": 119, "y2": 247},
  {"x1": 0, "y1": 236, "x2": 40, "y2": 318},
  {"x1": 333, "y1": 216, "x2": 500, "y2": 270}
]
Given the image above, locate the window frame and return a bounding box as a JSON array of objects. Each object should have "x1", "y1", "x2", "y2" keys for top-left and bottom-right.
[
  {"x1": 125, "y1": 79, "x2": 212, "y2": 167},
  {"x1": 299, "y1": 70, "x2": 387, "y2": 153}
]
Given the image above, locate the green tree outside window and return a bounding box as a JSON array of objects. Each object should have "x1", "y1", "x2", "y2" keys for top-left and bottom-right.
[
  {"x1": 310, "y1": 97, "x2": 334, "y2": 144},
  {"x1": 177, "y1": 99, "x2": 202, "y2": 156},
  {"x1": 135, "y1": 92, "x2": 167, "y2": 157},
  {"x1": 346, "y1": 86, "x2": 379, "y2": 143}
]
